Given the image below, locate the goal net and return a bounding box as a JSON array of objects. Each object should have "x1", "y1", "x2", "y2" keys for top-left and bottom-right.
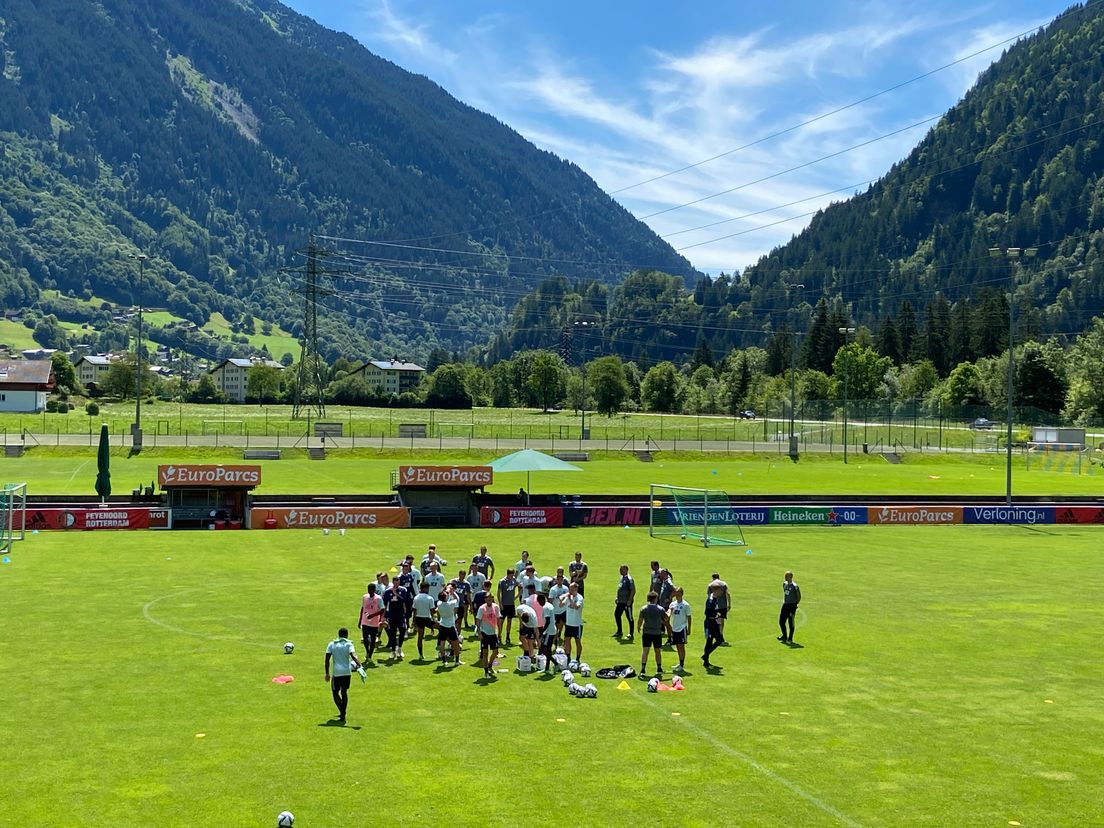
[
  {"x1": 648, "y1": 484, "x2": 746, "y2": 548},
  {"x1": 1, "y1": 483, "x2": 28, "y2": 555}
]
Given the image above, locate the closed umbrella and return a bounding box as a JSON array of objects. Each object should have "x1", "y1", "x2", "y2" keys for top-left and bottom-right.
[{"x1": 95, "y1": 424, "x2": 111, "y2": 503}]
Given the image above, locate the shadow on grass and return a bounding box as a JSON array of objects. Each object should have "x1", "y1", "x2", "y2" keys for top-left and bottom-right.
[
  {"x1": 318, "y1": 719, "x2": 362, "y2": 730},
  {"x1": 786, "y1": 642, "x2": 805, "y2": 649},
  {"x1": 473, "y1": 675, "x2": 498, "y2": 686}
]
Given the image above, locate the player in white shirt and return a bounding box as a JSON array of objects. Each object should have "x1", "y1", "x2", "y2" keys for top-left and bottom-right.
[
  {"x1": 667, "y1": 587, "x2": 693, "y2": 673},
  {"x1": 411, "y1": 583, "x2": 437, "y2": 661},
  {"x1": 423, "y1": 561, "x2": 447, "y2": 601},
  {"x1": 562, "y1": 582, "x2": 585, "y2": 662},
  {"x1": 464, "y1": 564, "x2": 487, "y2": 631},
  {"x1": 547, "y1": 570, "x2": 570, "y2": 645},
  {"x1": 517, "y1": 602, "x2": 539, "y2": 659},
  {"x1": 514, "y1": 550, "x2": 535, "y2": 577},
  {"x1": 324, "y1": 627, "x2": 361, "y2": 722},
  {"x1": 517, "y1": 565, "x2": 540, "y2": 601},
  {"x1": 434, "y1": 586, "x2": 462, "y2": 665},
  {"x1": 537, "y1": 593, "x2": 556, "y2": 671}
]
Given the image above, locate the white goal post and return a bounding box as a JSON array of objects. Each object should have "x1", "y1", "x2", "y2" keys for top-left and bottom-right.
[{"x1": 648, "y1": 484, "x2": 746, "y2": 548}]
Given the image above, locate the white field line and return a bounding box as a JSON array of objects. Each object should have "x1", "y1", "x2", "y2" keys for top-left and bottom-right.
[
  {"x1": 142, "y1": 588, "x2": 280, "y2": 649},
  {"x1": 634, "y1": 689, "x2": 864, "y2": 828}
]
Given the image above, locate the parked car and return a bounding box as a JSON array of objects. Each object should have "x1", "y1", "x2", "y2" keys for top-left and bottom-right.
[
  {"x1": 970, "y1": 417, "x2": 994, "y2": 430},
  {"x1": 739, "y1": 410, "x2": 756, "y2": 419}
]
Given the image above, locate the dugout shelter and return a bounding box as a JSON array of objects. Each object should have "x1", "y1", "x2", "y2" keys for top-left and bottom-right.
[
  {"x1": 158, "y1": 464, "x2": 261, "y2": 529},
  {"x1": 391, "y1": 465, "x2": 491, "y2": 527}
]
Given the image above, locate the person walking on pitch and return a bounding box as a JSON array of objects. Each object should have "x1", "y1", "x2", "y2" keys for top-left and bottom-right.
[
  {"x1": 358, "y1": 582, "x2": 385, "y2": 663},
  {"x1": 702, "y1": 582, "x2": 725, "y2": 669},
  {"x1": 411, "y1": 582, "x2": 437, "y2": 660},
  {"x1": 778, "y1": 570, "x2": 801, "y2": 644},
  {"x1": 324, "y1": 627, "x2": 362, "y2": 722}
]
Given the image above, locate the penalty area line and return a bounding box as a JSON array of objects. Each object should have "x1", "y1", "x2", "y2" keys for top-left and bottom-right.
[{"x1": 633, "y1": 693, "x2": 864, "y2": 828}]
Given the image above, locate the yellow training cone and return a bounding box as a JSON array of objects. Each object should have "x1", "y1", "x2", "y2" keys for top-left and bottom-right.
[
  {"x1": 389, "y1": 566, "x2": 398, "y2": 574},
  {"x1": 617, "y1": 680, "x2": 631, "y2": 690}
]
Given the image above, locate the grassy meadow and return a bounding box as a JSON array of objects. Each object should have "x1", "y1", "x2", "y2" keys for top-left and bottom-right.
[
  {"x1": 1, "y1": 525, "x2": 1100, "y2": 826},
  {"x1": 1, "y1": 445, "x2": 1101, "y2": 497}
]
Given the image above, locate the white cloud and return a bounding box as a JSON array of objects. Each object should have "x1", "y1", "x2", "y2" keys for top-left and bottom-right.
[{"x1": 355, "y1": 0, "x2": 457, "y2": 66}]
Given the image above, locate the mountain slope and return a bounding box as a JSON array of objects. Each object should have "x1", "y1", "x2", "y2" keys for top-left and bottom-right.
[
  {"x1": 492, "y1": 2, "x2": 1104, "y2": 365},
  {"x1": 0, "y1": 0, "x2": 693, "y2": 360}
]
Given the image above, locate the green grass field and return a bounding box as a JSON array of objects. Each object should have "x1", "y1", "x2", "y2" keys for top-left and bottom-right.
[
  {"x1": 1, "y1": 525, "x2": 1101, "y2": 826},
  {"x1": 3, "y1": 446, "x2": 1101, "y2": 497}
]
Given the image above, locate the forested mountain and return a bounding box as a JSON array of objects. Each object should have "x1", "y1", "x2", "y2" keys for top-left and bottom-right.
[
  {"x1": 495, "y1": 2, "x2": 1104, "y2": 368},
  {"x1": 0, "y1": 0, "x2": 693, "y2": 361}
]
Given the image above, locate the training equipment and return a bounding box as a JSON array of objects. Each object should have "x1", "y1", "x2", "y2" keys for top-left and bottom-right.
[
  {"x1": 552, "y1": 653, "x2": 569, "y2": 671},
  {"x1": 569, "y1": 682, "x2": 585, "y2": 696},
  {"x1": 277, "y1": 812, "x2": 295, "y2": 827},
  {"x1": 647, "y1": 677, "x2": 660, "y2": 693},
  {"x1": 568, "y1": 659, "x2": 580, "y2": 671},
  {"x1": 283, "y1": 642, "x2": 295, "y2": 654},
  {"x1": 536, "y1": 654, "x2": 548, "y2": 671},
  {"x1": 584, "y1": 683, "x2": 598, "y2": 698},
  {"x1": 0, "y1": 483, "x2": 27, "y2": 555},
  {"x1": 672, "y1": 675, "x2": 683, "y2": 688},
  {"x1": 561, "y1": 670, "x2": 575, "y2": 686},
  {"x1": 648, "y1": 484, "x2": 746, "y2": 548},
  {"x1": 554, "y1": 647, "x2": 565, "y2": 655},
  {"x1": 578, "y1": 662, "x2": 591, "y2": 677},
  {"x1": 516, "y1": 655, "x2": 532, "y2": 672}
]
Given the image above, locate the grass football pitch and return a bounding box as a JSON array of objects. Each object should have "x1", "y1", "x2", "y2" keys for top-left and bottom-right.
[{"x1": 1, "y1": 525, "x2": 1101, "y2": 826}]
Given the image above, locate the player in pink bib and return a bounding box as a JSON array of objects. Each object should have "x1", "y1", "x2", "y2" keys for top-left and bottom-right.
[{"x1": 359, "y1": 583, "x2": 385, "y2": 662}]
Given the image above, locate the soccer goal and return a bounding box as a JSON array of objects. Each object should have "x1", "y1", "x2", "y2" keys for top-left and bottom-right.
[
  {"x1": 649, "y1": 484, "x2": 746, "y2": 548},
  {"x1": 1, "y1": 483, "x2": 28, "y2": 555}
]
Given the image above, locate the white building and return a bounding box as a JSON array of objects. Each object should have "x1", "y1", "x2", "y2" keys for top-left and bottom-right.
[
  {"x1": 209, "y1": 357, "x2": 284, "y2": 403},
  {"x1": 75, "y1": 355, "x2": 115, "y2": 390},
  {"x1": 0, "y1": 360, "x2": 55, "y2": 413},
  {"x1": 353, "y1": 359, "x2": 425, "y2": 396}
]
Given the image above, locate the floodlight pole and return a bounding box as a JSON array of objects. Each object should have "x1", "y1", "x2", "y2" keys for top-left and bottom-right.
[
  {"x1": 839, "y1": 326, "x2": 855, "y2": 464},
  {"x1": 787, "y1": 284, "x2": 804, "y2": 461},
  {"x1": 989, "y1": 246, "x2": 1036, "y2": 508},
  {"x1": 130, "y1": 253, "x2": 147, "y2": 449}
]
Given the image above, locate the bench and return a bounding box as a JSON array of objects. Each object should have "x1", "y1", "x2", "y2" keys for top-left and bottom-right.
[
  {"x1": 243, "y1": 449, "x2": 281, "y2": 460},
  {"x1": 554, "y1": 452, "x2": 589, "y2": 462},
  {"x1": 314, "y1": 422, "x2": 344, "y2": 438},
  {"x1": 398, "y1": 423, "x2": 427, "y2": 438}
]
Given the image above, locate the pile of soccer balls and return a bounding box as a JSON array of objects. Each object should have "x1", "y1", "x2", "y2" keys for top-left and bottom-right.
[{"x1": 562, "y1": 669, "x2": 597, "y2": 699}]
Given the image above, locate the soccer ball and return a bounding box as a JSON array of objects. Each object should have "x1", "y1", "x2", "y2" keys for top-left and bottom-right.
[
  {"x1": 584, "y1": 683, "x2": 598, "y2": 698},
  {"x1": 680, "y1": 533, "x2": 687, "y2": 539},
  {"x1": 554, "y1": 647, "x2": 565, "y2": 655},
  {"x1": 647, "y1": 677, "x2": 660, "y2": 693},
  {"x1": 283, "y1": 642, "x2": 294, "y2": 654},
  {"x1": 672, "y1": 675, "x2": 683, "y2": 688},
  {"x1": 578, "y1": 662, "x2": 591, "y2": 677},
  {"x1": 561, "y1": 670, "x2": 574, "y2": 686},
  {"x1": 568, "y1": 659, "x2": 580, "y2": 671},
  {"x1": 277, "y1": 811, "x2": 294, "y2": 827},
  {"x1": 569, "y1": 682, "x2": 584, "y2": 696}
]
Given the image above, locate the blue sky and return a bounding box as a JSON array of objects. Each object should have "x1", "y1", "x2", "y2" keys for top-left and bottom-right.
[{"x1": 281, "y1": 0, "x2": 1076, "y2": 275}]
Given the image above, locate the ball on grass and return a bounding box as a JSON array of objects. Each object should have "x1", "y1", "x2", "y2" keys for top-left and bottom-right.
[
  {"x1": 277, "y1": 811, "x2": 294, "y2": 827},
  {"x1": 283, "y1": 642, "x2": 295, "y2": 654},
  {"x1": 680, "y1": 534, "x2": 687, "y2": 540}
]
